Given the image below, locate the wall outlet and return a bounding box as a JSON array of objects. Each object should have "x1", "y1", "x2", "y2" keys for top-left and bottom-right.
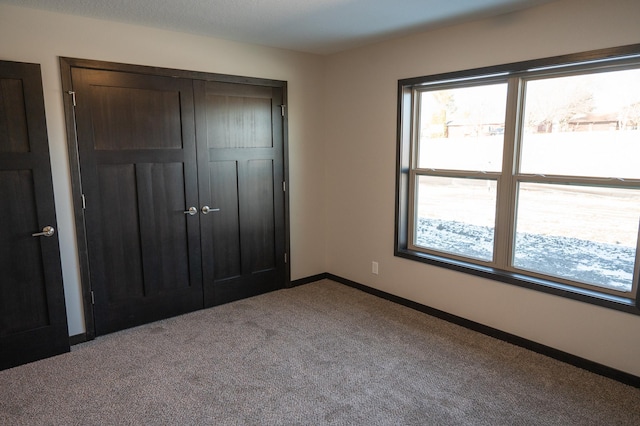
[{"x1": 372, "y1": 261, "x2": 379, "y2": 275}]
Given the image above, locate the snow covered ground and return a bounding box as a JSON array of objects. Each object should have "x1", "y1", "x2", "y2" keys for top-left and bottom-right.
[{"x1": 415, "y1": 218, "x2": 634, "y2": 293}]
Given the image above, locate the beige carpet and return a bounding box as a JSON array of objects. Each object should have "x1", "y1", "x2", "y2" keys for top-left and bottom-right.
[{"x1": 1, "y1": 279, "x2": 639, "y2": 425}]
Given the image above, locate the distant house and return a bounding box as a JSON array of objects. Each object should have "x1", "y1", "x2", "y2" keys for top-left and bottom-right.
[
  {"x1": 568, "y1": 113, "x2": 619, "y2": 131},
  {"x1": 445, "y1": 121, "x2": 505, "y2": 138}
]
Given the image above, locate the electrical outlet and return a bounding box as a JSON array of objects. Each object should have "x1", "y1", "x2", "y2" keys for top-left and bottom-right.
[{"x1": 372, "y1": 261, "x2": 379, "y2": 275}]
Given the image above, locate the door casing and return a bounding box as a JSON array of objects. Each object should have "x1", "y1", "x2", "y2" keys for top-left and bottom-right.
[{"x1": 60, "y1": 57, "x2": 290, "y2": 340}]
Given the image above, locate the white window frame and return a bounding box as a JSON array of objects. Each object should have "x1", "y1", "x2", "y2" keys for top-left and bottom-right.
[{"x1": 395, "y1": 44, "x2": 640, "y2": 314}]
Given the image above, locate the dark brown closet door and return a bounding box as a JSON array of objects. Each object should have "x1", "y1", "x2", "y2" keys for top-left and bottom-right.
[
  {"x1": 194, "y1": 81, "x2": 286, "y2": 306},
  {"x1": 71, "y1": 68, "x2": 203, "y2": 335},
  {"x1": 0, "y1": 61, "x2": 69, "y2": 370}
]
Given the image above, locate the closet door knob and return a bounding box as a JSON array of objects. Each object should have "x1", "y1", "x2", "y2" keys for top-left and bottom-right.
[
  {"x1": 183, "y1": 207, "x2": 197, "y2": 216},
  {"x1": 201, "y1": 206, "x2": 220, "y2": 215}
]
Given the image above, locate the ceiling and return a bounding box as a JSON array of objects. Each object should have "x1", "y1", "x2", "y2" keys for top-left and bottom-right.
[{"x1": 1, "y1": 0, "x2": 555, "y2": 54}]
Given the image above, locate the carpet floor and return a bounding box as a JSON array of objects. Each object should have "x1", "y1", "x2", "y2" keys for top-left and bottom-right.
[{"x1": 1, "y1": 279, "x2": 639, "y2": 425}]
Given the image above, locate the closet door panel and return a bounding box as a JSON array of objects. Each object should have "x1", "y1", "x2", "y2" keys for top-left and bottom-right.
[
  {"x1": 195, "y1": 80, "x2": 287, "y2": 306},
  {"x1": 71, "y1": 68, "x2": 202, "y2": 335}
]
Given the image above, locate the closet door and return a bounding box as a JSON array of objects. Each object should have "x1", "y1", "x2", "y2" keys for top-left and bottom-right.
[
  {"x1": 194, "y1": 81, "x2": 287, "y2": 306},
  {"x1": 71, "y1": 68, "x2": 203, "y2": 335},
  {"x1": 0, "y1": 61, "x2": 69, "y2": 369}
]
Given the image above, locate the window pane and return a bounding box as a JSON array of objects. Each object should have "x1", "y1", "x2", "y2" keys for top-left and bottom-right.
[
  {"x1": 520, "y1": 69, "x2": 640, "y2": 178},
  {"x1": 513, "y1": 183, "x2": 640, "y2": 292},
  {"x1": 418, "y1": 84, "x2": 507, "y2": 172},
  {"x1": 415, "y1": 176, "x2": 497, "y2": 261}
]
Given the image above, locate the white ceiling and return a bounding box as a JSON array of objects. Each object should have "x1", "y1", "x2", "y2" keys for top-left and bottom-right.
[{"x1": 1, "y1": 0, "x2": 555, "y2": 54}]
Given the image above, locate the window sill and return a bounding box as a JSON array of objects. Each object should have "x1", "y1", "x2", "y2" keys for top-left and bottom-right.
[{"x1": 395, "y1": 247, "x2": 639, "y2": 315}]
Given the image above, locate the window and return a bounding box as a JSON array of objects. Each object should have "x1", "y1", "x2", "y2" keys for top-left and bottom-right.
[{"x1": 396, "y1": 45, "x2": 640, "y2": 312}]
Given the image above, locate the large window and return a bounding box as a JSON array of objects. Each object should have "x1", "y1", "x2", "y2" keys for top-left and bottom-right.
[{"x1": 396, "y1": 45, "x2": 640, "y2": 312}]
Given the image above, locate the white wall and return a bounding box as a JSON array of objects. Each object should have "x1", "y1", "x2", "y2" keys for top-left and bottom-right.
[
  {"x1": 0, "y1": 4, "x2": 327, "y2": 336},
  {"x1": 324, "y1": 0, "x2": 640, "y2": 376}
]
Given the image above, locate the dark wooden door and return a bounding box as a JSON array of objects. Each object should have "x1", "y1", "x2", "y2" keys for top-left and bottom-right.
[
  {"x1": 71, "y1": 68, "x2": 203, "y2": 335},
  {"x1": 194, "y1": 81, "x2": 287, "y2": 306},
  {"x1": 0, "y1": 61, "x2": 69, "y2": 370}
]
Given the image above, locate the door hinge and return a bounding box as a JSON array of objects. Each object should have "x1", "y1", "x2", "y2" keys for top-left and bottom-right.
[
  {"x1": 67, "y1": 90, "x2": 76, "y2": 107},
  {"x1": 282, "y1": 181, "x2": 286, "y2": 192},
  {"x1": 279, "y1": 104, "x2": 286, "y2": 117},
  {"x1": 91, "y1": 291, "x2": 95, "y2": 305},
  {"x1": 81, "y1": 193, "x2": 86, "y2": 210},
  {"x1": 284, "y1": 253, "x2": 288, "y2": 263}
]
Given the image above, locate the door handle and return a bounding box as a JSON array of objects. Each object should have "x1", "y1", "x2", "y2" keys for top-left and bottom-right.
[
  {"x1": 201, "y1": 206, "x2": 220, "y2": 215},
  {"x1": 32, "y1": 226, "x2": 55, "y2": 237},
  {"x1": 183, "y1": 207, "x2": 198, "y2": 216}
]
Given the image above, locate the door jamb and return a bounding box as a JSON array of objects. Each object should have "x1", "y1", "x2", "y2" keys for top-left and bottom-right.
[{"x1": 59, "y1": 57, "x2": 291, "y2": 341}]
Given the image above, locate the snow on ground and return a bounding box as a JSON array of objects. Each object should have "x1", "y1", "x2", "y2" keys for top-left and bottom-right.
[{"x1": 415, "y1": 218, "x2": 634, "y2": 293}]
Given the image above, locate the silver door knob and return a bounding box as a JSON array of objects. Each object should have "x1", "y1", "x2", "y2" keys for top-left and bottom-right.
[
  {"x1": 183, "y1": 207, "x2": 197, "y2": 216},
  {"x1": 32, "y1": 226, "x2": 55, "y2": 237},
  {"x1": 201, "y1": 206, "x2": 220, "y2": 215}
]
